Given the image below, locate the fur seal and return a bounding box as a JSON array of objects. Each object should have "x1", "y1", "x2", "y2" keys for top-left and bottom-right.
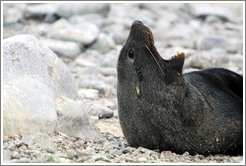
[{"x1": 117, "y1": 20, "x2": 243, "y2": 156}]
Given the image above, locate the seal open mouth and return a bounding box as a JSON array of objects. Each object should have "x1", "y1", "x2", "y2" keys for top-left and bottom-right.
[{"x1": 130, "y1": 20, "x2": 185, "y2": 69}]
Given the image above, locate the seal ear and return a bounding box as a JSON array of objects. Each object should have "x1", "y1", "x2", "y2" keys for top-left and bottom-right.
[{"x1": 166, "y1": 52, "x2": 185, "y2": 75}]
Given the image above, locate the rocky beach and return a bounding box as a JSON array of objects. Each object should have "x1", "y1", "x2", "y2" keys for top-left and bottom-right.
[{"x1": 2, "y1": 2, "x2": 244, "y2": 164}]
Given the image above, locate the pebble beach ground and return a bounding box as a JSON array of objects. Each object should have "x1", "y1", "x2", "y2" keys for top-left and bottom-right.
[{"x1": 2, "y1": 2, "x2": 244, "y2": 164}]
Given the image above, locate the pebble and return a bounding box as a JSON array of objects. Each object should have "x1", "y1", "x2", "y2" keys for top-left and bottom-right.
[
  {"x1": 75, "y1": 58, "x2": 97, "y2": 68},
  {"x1": 11, "y1": 151, "x2": 21, "y2": 159},
  {"x1": 192, "y1": 4, "x2": 235, "y2": 22},
  {"x1": 56, "y1": 3, "x2": 110, "y2": 19},
  {"x1": 67, "y1": 150, "x2": 78, "y2": 160},
  {"x1": 88, "y1": 105, "x2": 114, "y2": 119},
  {"x1": 69, "y1": 14, "x2": 105, "y2": 28},
  {"x1": 122, "y1": 148, "x2": 132, "y2": 154},
  {"x1": 79, "y1": 77, "x2": 109, "y2": 95},
  {"x1": 89, "y1": 33, "x2": 115, "y2": 54},
  {"x1": 196, "y1": 34, "x2": 225, "y2": 51},
  {"x1": 78, "y1": 89, "x2": 99, "y2": 99},
  {"x1": 42, "y1": 38, "x2": 82, "y2": 57},
  {"x1": 138, "y1": 157, "x2": 148, "y2": 163},
  {"x1": 48, "y1": 22, "x2": 100, "y2": 46},
  {"x1": 23, "y1": 4, "x2": 58, "y2": 20}
]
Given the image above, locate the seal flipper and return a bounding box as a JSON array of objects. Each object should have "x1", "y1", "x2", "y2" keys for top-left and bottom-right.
[
  {"x1": 209, "y1": 68, "x2": 243, "y2": 100},
  {"x1": 195, "y1": 68, "x2": 243, "y2": 100}
]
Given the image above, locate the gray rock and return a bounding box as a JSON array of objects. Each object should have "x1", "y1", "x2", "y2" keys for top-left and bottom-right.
[
  {"x1": 69, "y1": 14, "x2": 105, "y2": 28},
  {"x1": 89, "y1": 33, "x2": 115, "y2": 54},
  {"x1": 122, "y1": 148, "x2": 132, "y2": 154},
  {"x1": 204, "y1": 15, "x2": 223, "y2": 24},
  {"x1": 67, "y1": 150, "x2": 78, "y2": 160},
  {"x1": 93, "y1": 155, "x2": 111, "y2": 162},
  {"x1": 57, "y1": 3, "x2": 110, "y2": 19},
  {"x1": 100, "y1": 51, "x2": 119, "y2": 68},
  {"x1": 78, "y1": 89, "x2": 99, "y2": 99},
  {"x1": 111, "y1": 141, "x2": 120, "y2": 149},
  {"x1": 23, "y1": 4, "x2": 58, "y2": 20},
  {"x1": 44, "y1": 13, "x2": 60, "y2": 23},
  {"x1": 75, "y1": 58, "x2": 97, "y2": 68},
  {"x1": 109, "y1": 149, "x2": 122, "y2": 156},
  {"x1": 56, "y1": 96, "x2": 101, "y2": 139},
  {"x1": 138, "y1": 157, "x2": 148, "y2": 163},
  {"x1": 27, "y1": 23, "x2": 51, "y2": 37},
  {"x1": 22, "y1": 133, "x2": 54, "y2": 149},
  {"x1": 3, "y1": 35, "x2": 99, "y2": 139},
  {"x1": 196, "y1": 34, "x2": 225, "y2": 51},
  {"x1": 3, "y1": 4, "x2": 25, "y2": 26},
  {"x1": 79, "y1": 77, "x2": 108, "y2": 95},
  {"x1": 106, "y1": 154, "x2": 115, "y2": 159},
  {"x1": 11, "y1": 151, "x2": 21, "y2": 159},
  {"x1": 104, "y1": 24, "x2": 129, "y2": 45},
  {"x1": 88, "y1": 105, "x2": 114, "y2": 119},
  {"x1": 46, "y1": 154, "x2": 71, "y2": 163},
  {"x1": 48, "y1": 22, "x2": 100, "y2": 46},
  {"x1": 3, "y1": 150, "x2": 12, "y2": 161},
  {"x1": 185, "y1": 51, "x2": 229, "y2": 69},
  {"x1": 50, "y1": 18, "x2": 71, "y2": 30},
  {"x1": 41, "y1": 39, "x2": 82, "y2": 58},
  {"x1": 101, "y1": 67, "x2": 117, "y2": 77},
  {"x1": 192, "y1": 4, "x2": 235, "y2": 22}
]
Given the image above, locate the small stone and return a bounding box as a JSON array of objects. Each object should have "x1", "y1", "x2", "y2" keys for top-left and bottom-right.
[
  {"x1": 23, "y1": 4, "x2": 57, "y2": 20},
  {"x1": 3, "y1": 135, "x2": 9, "y2": 142},
  {"x1": 125, "y1": 157, "x2": 134, "y2": 162},
  {"x1": 76, "y1": 59, "x2": 96, "y2": 68},
  {"x1": 67, "y1": 150, "x2": 78, "y2": 160},
  {"x1": 79, "y1": 77, "x2": 108, "y2": 95},
  {"x1": 101, "y1": 67, "x2": 117, "y2": 76},
  {"x1": 11, "y1": 151, "x2": 20, "y2": 159},
  {"x1": 48, "y1": 22, "x2": 100, "y2": 46},
  {"x1": 94, "y1": 155, "x2": 111, "y2": 162},
  {"x1": 138, "y1": 157, "x2": 148, "y2": 163},
  {"x1": 109, "y1": 149, "x2": 122, "y2": 156},
  {"x1": 3, "y1": 5, "x2": 24, "y2": 26},
  {"x1": 45, "y1": 148, "x2": 55, "y2": 154},
  {"x1": 88, "y1": 105, "x2": 114, "y2": 119},
  {"x1": 106, "y1": 154, "x2": 115, "y2": 159},
  {"x1": 3, "y1": 150, "x2": 12, "y2": 161},
  {"x1": 22, "y1": 133, "x2": 54, "y2": 149},
  {"x1": 182, "y1": 151, "x2": 190, "y2": 156},
  {"x1": 69, "y1": 14, "x2": 105, "y2": 28},
  {"x1": 89, "y1": 33, "x2": 115, "y2": 54},
  {"x1": 44, "y1": 13, "x2": 60, "y2": 23},
  {"x1": 197, "y1": 155, "x2": 205, "y2": 160},
  {"x1": 46, "y1": 154, "x2": 70, "y2": 163},
  {"x1": 204, "y1": 15, "x2": 223, "y2": 24},
  {"x1": 78, "y1": 89, "x2": 99, "y2": 99},
  {"x1": 122, "y1": 147, "x2": 133, "y2": 154},
  {"x1": 192, "y1": 4, "x2": 235, "y2": 22},
  {"x1": 196, "y1": 34, "x2": 225, "y2": 51},
  {"x1": 41, "y1": 39, "x2": 82, "y2": 58},
  {"x1": 57, "y1": 4, "x2": 110, "y2": 19}
]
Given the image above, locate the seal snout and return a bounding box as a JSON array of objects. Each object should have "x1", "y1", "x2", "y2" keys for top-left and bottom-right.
[
  {"x1": 133, "y1": 20, "x2": 143, "y2": 25},
  {"x1": 129, "y1": 20, "x2": 154, "y2": 45}
]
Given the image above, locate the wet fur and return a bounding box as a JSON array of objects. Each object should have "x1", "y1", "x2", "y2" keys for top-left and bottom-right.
[{"x1": 117, "y1": 21, "x2": 243, "y2": 156}]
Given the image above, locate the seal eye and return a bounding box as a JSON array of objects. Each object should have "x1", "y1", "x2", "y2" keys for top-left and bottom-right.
[{"x1": 128, "y1": 49, "x2": 134, "y2": 59}]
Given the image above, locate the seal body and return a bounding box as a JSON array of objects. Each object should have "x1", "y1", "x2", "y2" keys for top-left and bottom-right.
[{"x1": 117, "y1": 21, "x2": 243, "y2": 155}]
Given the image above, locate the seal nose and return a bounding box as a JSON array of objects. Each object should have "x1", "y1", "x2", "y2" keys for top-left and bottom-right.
[{"x1": 133, "y1": 20, "x2": 143, "y2": 25}]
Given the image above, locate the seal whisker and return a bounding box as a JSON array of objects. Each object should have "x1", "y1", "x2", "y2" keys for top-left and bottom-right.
[{"x1": 144, "y1": 43, "x2": 165, "y2": 77}]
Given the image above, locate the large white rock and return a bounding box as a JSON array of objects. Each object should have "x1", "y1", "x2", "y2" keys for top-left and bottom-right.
[{"x1": 3, "y1": 34, "x2": 100, "y2": 139}]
